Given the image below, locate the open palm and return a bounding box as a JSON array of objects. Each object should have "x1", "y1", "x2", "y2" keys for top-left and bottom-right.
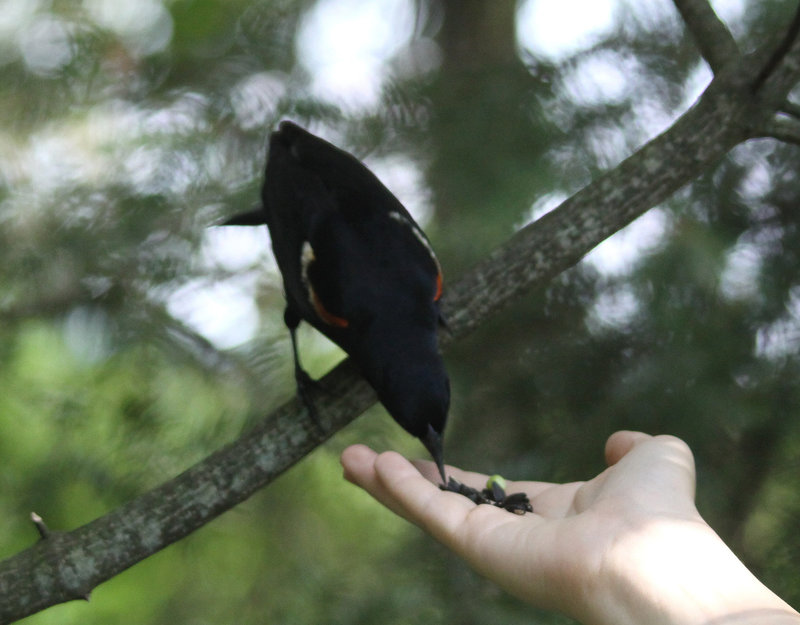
[{"x1": 341, "y1": 432, "x2": 796, "y2": 625}]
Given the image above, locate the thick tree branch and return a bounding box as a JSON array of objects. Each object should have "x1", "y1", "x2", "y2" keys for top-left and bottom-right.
[
  {"x1": 2, "y1": 31, "x2": 800, "y2": 625},
  {"x1": 672, "y1": 0, "x2": 740, "y2": 73}
]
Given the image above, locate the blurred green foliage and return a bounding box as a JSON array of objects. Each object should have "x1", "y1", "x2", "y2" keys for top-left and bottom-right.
[{"x1": 2, "y1": 0, "x2": 800, "y2": 623}]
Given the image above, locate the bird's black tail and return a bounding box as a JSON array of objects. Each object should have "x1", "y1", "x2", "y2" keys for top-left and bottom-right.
[{"x1": 220, "y1": 206, "x2": 267, "y2": 226}]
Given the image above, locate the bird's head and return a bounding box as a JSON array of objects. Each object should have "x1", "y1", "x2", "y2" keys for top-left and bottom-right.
[{"x1": 358, "y1": 325, "x2": 450, "y2": 483}]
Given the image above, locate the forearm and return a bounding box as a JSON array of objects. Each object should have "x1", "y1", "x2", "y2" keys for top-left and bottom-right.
[{"x1": 591, "y1": 518, "x2": 799, "y2": 625}]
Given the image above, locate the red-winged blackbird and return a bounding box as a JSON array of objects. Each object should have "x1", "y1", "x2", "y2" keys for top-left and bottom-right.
[{"x1": 224, "y1": 121, "x2": 450, "y2": 482}]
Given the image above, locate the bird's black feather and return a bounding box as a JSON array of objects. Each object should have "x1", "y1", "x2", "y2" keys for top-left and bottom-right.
[{"x1": 224, "y1": 121, "x2": 450, "y2": 482}]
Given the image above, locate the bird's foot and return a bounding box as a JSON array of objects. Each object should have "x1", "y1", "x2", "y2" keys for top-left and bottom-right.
[{"x1": 295, "y1": 367, "x2": 328, "y2": 437}]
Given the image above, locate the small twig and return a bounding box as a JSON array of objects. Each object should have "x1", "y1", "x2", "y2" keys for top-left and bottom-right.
[
  {"x1": 758, "y1": 116, "x2": 800, "y2": 145},
  {"x1": 30, "y1": 512, "x2": 50, "y2": 541},
  {"x1": 30, "y1": 513, "x2": 92, "y2": 602},
  {"x1": 780, "y1": 100, "x2": 800, "y2": 118}
]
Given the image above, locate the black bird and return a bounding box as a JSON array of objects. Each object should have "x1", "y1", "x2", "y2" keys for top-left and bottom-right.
[{"x1": 224, "y1": 121, "x2": 450, "y2": 482}]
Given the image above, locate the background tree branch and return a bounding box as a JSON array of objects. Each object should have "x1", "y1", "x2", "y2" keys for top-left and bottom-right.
[
  {"x1": 671, "y1": 0, "x2": 740, "y2": 73},
  {"x1": 2, "y1": 27, "x2": 800, "y2": 621},
  {"x1": 781, "y1": 100, "x2": 800, "y2": 117},
  {"x1": 760, "y1": 116, "x2": 800, "y2": 145}
]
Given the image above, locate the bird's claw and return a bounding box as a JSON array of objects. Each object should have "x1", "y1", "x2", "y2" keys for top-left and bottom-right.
[{"x1": 294, "y1": 366, "x2": 328, "y2": 436}]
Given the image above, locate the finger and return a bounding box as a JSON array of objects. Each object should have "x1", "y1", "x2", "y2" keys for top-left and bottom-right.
[
  {"x1": 595, "y1": 433, "x2": 698, "y2": 513},
  {"x1": 648, "y1": 434, "x2": 697, "y2": 501},
  {"x1": 604, "y1": 430, "x2": 652, "y2": 466},
  {"x1": 346, "y1": 449, "x2": 483, "y2": 503},
  {"x1": 341, "y1": 444, "x2": 378, "y2": 485},
  {"x1": 372, "y1": 452, "x2": 561, "y2": 608},
  {"x1": 346, "y1": 448, "x2": 549, "y2": 546},
  {"x1": 341, "y1": 445, "x2": 416, "y2": 520},
  {"x1": 373, "y1": 451, "x2": 483, "y2": 540},
  {"x1": 342, "y1": 446, "x2": 481, "y2": 527}
]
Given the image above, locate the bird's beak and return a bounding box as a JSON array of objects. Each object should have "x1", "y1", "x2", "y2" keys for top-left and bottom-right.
[{"x1": 420, "y1": 425, "x2": 447, "y2": 485}]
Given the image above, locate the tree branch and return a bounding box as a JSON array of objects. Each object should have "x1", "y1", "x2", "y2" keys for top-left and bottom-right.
[
  {"x1": 750, "y1": 0, "x2": 800, "y2": 93},
  {"x1": 2, "y1": 29, "x2": 800, "y2": 625},
  {"x1": 759, "y1": 115, "x2": 800, "y2": 145},
  {"x1": 781, "y1": 99, "x2": 800, "y2": 118},
  {"x1": 672, "y1": 0, "x2": 739, "y2": 73}
]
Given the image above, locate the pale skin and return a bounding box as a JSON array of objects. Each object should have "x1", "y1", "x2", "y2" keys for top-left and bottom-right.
[{"x1": 341, "y1": 431, "x2": 800, "y2": 625}]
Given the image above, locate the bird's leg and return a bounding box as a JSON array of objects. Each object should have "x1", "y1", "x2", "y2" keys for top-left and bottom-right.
[{"x1": 285, "y1": 308, "x2": 325, "y2": 435}]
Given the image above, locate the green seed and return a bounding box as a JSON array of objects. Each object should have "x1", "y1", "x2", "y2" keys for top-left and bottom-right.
[{"x1": 486, "y1": 474, "x2": 507, "y2": 490}]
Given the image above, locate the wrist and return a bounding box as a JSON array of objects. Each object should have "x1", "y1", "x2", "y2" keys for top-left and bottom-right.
[{"x1": 592, "y1": 517, "x2": 799, "y2": 625}]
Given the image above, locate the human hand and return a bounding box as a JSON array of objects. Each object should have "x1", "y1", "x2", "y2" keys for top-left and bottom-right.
[{"x1": 341, "y1": 431, "x2": 799, "y2": 625}]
